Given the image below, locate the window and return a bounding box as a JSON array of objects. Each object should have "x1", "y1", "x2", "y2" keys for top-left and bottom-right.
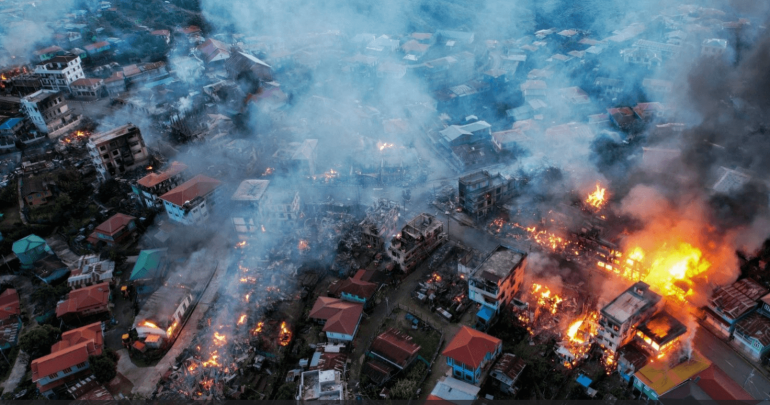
[
  {"x1": 77, "y1": 362, "x2": 86, "y2": 368},
  {"x1": 48, "y1": 373, "x2": 59, "y2": 379},
  {"x1": 62, "y1": 367, "x2": 72, "y2": 373},
  {"x1": 112, "y1": 150, "x2": 119, "y2": 156}
]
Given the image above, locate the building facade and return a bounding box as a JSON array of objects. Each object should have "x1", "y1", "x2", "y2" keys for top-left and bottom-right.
[
  {"x1": 33, "y1": 54, "x2": 84, "y2": 93},
  {"x1": 459, "y1": 170, "x2": 516, "y2": 220},
  {"x1": 468, "y1": 245, "x2": 526, "y2": 329},
  {"x1": 597, "y1": 282, "x2": 663, "y2": 352},
  {"x1": 86, "y1": 124, "x2": 149, "y2": 181},
  {"x1": 387, "y1": 213, "x2": 446, "y2": 273},
  {"x1": 132, "y1": 161, "x2": 188, "y2": 209},
  {"x1": 160, "y1": 175, "x2": 223, "y2": 225},
  {"x1": 20, "y1": 90, "x2": 82, "y2": 139}
]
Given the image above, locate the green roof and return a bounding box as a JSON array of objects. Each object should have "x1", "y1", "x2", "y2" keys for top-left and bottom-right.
[
  {"x1": 12, "y1": 234, "x2": 46, "y2": 254},
  {"x1": 130, "y1": 249, "x2": 167, "y2": 281}
]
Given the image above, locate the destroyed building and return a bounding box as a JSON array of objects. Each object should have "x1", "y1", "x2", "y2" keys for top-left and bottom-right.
[
  {"x1": 20, "y1": 90, "x2": 82, "y2": 139},
  {"x1": 468, "y1": 245, "x2": 526, "y2": 329},
  {"x1": 297, "y1": 369, "x2": 345, "y2": 401},
  {"x1": 598, "y1": 282, "x2": 663, "y2": 352},
  {"x1": 459, "y1": 170, "x2": 516, "y2": 220},
  {"x1": 272, "y1": 139, "x2": 318, "y2": 177},
  {"x1": 633, "y1": 310, "x2": 687, "y2": 356},
  {"x1": 86, "y1": 124, "x2": 150, "y2": 182},
  {"x1": 225, "y1": 49, "x2": 273, "y2": 90},
  {"x1": 230, "y1": 179, "x2": 270, "y2": 239},
  {"x1": 133, "y1": 285, "x2": 194, "y2": 349},
  {"x1": 360, "y1": 199, "x2": 399, "y2": 249},
  {"x1": 133, "y1": 162, "x2": 189, "y2": 209},
  {"x1": 387, "y1": 213, "x2": 447, "y2": 273}
]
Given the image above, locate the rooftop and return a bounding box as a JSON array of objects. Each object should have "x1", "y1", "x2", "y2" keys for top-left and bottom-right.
[
  {"x1": 473, "y1": 245, "x2": 525, "y2": 284},
  {"x1": 88, "y1": 124, "x2": 139, "y2": 145},
  {"x1": 369, "y1": 328, "x2": 421, "y2": 368},
  {"x1": 160, "y1": 174, "x2": 221, "y2": 207},
  {"x1": 134, "y1": 285, "x2": 192, "y2": 330},
  {"x1": 601, "y1": 282, "x2": 662, "y2": 325},
  {"x1": 50, "y1": 322, "x2": 103, "y2": 355},
  {"x1": 0, "y1": 289, "x2": 20, "y2": 320},
  {"x1": 130, "y1": 248, "x2": 167, "y2": 281},
  {"x1": 429, "y1": 376, "x2": 480, "y2": 403},
  {"x1": 636, "y1": 310, "x2": 687, "y2": 346},
  {"x1": 634, "y1": 349, "x2": 711, "y2": 396},
  {"x1": 56, "y1": 282, "x2": 110, "y2": 317},
  {"x1": 336, "y1": 277, "x2": 377, "y2": 299},
  {"x1": 442, "y1": 326, "x2": 501, "y2": 369},
  {"x1": 735, "y1": 312, "x2": 770, "y2": 347},
  {"x1": 231, "y1": 179, "x2": 269, "y2": 201},
  {"x1": 491, "y1": 353, "x2": 526, "y2": 381},
  {"x1": 31, "y1": 341, "x2": 98, "y2": 382},
  {"x1": 92, "y1": 213, "x2": 135, "y2": 237},
  {"x1": 309, "y1": 297, "x2": 363, "y2": 335},
  {"x1": 710, "y1": 278, "x2": 767, "y2": 321},
  {"x1": 136, "y1": 162, "x2": 188, "y2": 188},
  {"x1": 12, "y1": 234, "x2": 47, "y2": 254}
]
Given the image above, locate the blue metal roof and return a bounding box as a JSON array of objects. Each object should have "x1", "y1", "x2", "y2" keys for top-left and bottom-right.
[
  {"x1": 477, "y1": 306, "x2": 494, "y2": 321},
  {"x1": 577, "y1": 374, "x2": 593, "y2": 388},
  {"x1": 0, "y1": 118, "x2": 22, "y2": 131}
]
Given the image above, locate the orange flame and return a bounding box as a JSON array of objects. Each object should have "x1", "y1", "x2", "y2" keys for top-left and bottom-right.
[
  {"x1": 585, "y1": 183, "x2": 607, "y2": 211},
  {"x1": 279, "y1": 321, "x2": 292, "y2": 346},
  {"x1": 139, "y1": 321, "x2": 159, "y2": 329},
  {"x1": 237, "y1": 314, "x2": 247, "y2": 325},
  {"x1": 213, "y1": 332, "x2": 227, "y2": 346},
  {"x1": 298, "y1": 240, "x2": 309, "y2": 251},
  {"x1": 252, "y1": 321, "x2": 264, "y2": 335},
  {"x1": 166, "y1": 321, "x2": 178, "y2": 336}
]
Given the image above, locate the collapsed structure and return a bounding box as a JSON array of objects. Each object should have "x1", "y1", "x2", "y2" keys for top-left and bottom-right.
[{"x1": 387, "y1": 213, "x2": 447, "y2": 272}]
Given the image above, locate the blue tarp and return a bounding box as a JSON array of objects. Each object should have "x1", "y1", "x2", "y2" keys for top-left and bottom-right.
[
  {"x1": 577, "y1": 374, "x2": 592, "y2": 388},
  {"x1": 477, "y1": 306, "x2": 494, "y2": 322}
]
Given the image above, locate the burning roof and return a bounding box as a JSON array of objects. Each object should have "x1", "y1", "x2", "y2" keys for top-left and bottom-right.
[
  {"x1": 636, "y1": 311, "x2": 687, "y2": 346},
  {"x1": 136, "y1": 162, "x2": 188, "y2": 188}
]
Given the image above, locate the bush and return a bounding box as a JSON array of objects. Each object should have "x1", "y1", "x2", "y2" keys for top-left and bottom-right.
[
  {"x1": 19, "y1": 325, "x2": 60, "y2": 358},
  {"x1": 89, "y1": 353, "x2": 117, "y2": 383}
]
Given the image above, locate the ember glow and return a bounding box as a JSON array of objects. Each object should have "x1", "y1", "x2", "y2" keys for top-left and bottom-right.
[
  {"x1": 235, "y1": 241, "x2": 247, "y2": 248},
  {"x1": 298, "y1": 239, "x2": 310, "y2": 252},
  {"x1": 531, "y1": 283, "x2": 563, "y2": 314},
  {"x1": 213, "y1": 332, "x2": 227, "y2": 346},
  {"x1": 140, "y1": 321, "x2": 159, "y2": 329},
  {"x1": 237, "y1": 314, "x2": 247, "y2": 325},
  {"x1": 252, "y1": 321, "x2": 264, "y2": 335},
  {"x1": 202, "y1": 351, "x2": 219, "y2": 367},
  {"x1": 377, "y1": 141, "x2": 395, "y2": 151},
  {"x1": 279, "y1": 321, "x2": 292, "y2": 346},
  {"x1": 166, "y1": 321, "x2": 178, "y2": 337},
  {"x1": 585, "y1": 183, "x2": 607, "y2": 211}
]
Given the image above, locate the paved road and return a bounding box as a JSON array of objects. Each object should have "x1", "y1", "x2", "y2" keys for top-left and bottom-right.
[
  {"x1": 694, "y1": 326, "x2": 770, "y2": 400},
  {"x1": 1, "y1": 351, "x2": 28, "y2": 394}
]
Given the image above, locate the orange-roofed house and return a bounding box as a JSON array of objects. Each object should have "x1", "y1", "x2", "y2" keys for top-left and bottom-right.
[
  {"x1": 56, "y1": 282, "x2": 111, "y2": 321},
  {"x1": 51, "y1": 322, "x2": 104, "y2": 355},
  {"x1": 86, "y1": 213, "x2": 137, "y2": 247},
  {"x1": 308, "y1": 297, "x2": 363, "y2": 343},
  {"x1": 442, "y1": 326, "x2": 502, "y2": 385},
  {"x1": 332, "y1": 276, "x2": 378, "y2": 309},
  {"x1": 132, "y1": 161, "x2": 188, "y2": 208},
  {"x1": 160, "y1": 174, "x2": 222, "y2": 225},
  {"x1": 197, "y1": 38, "x2": 230, "y2": 64},
  {"x1": 0, "y1": 289, "x2": 20, "y2": 321}
]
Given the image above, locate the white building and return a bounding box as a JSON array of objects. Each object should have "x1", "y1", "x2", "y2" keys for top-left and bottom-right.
[
  {"x1": 33, "y1": 54, "x2": 84, "y2": 93},
  {"x1": 231, "y1": 179, "x2": 270, "y2": 237},
  {"x1": 160, "y1": 174, "x2": 223, "y2": 225},
  {"x1": 597, "y1": 282, "x2": 663, "y2": 352},
  {"x1": 702, "y1": 38, "x2": 728, "y2": 57},
  {"x1": 468, "y1": 245, "x2": 526, "y2": 330},
  {"x1": 297, "y1": 369, "x2": 344, "y2": 401},
  {"x1": 20, "y1": 90, "x2": 83, "y2": 139},
  {"x1": 86, "y1": 124, "x2": 150, "y2": 181}
]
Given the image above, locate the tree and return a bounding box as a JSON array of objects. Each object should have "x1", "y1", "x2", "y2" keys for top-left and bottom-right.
[
  {"x1": 89, "y1": 353, "x2": 117, "y2": 383},
  {"x1": 389, "y1": 378, "x2": 418, "y2": 400},
  {"x1": 273, "y1": 383, "x2": 297, "y2": 400},
  {"x1": 19, "y1": 325, "x2": 60, "y2": 357}
]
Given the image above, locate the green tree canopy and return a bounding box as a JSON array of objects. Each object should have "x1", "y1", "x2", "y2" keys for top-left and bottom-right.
[{"x1": 19, "y1": 325, "x2": 60, "y2": 358}]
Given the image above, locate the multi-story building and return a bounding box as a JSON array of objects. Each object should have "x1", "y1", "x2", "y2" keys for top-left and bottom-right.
[
  {"x1": 55, "y1": 282, "x2": 111, "y2": 321},
  {"x1": 263, "y1": 190, "x2": 301, "y2": 225},
  {"x1": 70, "y1": 78, "x2": 104, "y2": 100},
  {"x1": 468, "y1": 245, "x2": 526, "y2": 329},
  {"x1": 702, "y1": 38, "x2": 728, "y2": 57},
  {"x1": 458, "y1": 170, "x2": 516, "y2": 220},
  {"x1": 31, "y1": 322, "x2": 103, "y2": 398},
  {"x1": 160, "y1": 174, "x2": 222, "y2": 225},
  {"x1": 86, "y1": 124, "x2": 149, "y2": 181},
  {"x1": 360, "y1": 199, "x2": 399, "y2": 249},
  {"x1": 442, "y1": 326, "x2": 502, "y2": 385},
  {"x1": 20, "y1": 90, "x2": 82, "y2": 139},
  {"x1": 33, "y1": 54, "x2": 84, "y2": 93},
  {"x1": 230, "y1": 179, "x2": 270, "y2": 238},
  {"x1": 704, "y1": 278, "x2": 768, "y2": 338},
  {"x1": 132, "y1": 161, "x2": 188, "y2": 209},
  {"x1": 597, "y1": 282, "x2": 663, "y2": 352},
  {"x1": 387, "y1": 213, "x2": 447, "y2": 273},
  {"x1": 86, "y1": 213, "x2": 138, "y2": 247}
]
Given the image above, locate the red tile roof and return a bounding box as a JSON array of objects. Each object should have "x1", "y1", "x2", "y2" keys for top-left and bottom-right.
[
  {"x1": 0, "y1": 289, "x2": 20, "y2": 321},
  {"x1": 51, "y1": 322, "x2": 103, "y2": 355},
  {"x1": 84, "y1": 41, "x2": 110, "y2": 51},
  {"x1": 696, "y1": 364, "x2": 753, "y2": 400},
  {"x1": 93, "y1": 213, "x2": 136, "y2": 237},
  {"x1": 71, "y1": 78, "x2": 104, "y2": 87},
  {"x1": 370, "y1": 328, "x2": 421, "y2": 368},
  {"x1": 442, "y1": 326, "x2": 501, "y2": 369},
  {"x1": 309, "y1": 297, "x2": 363, "y2": 336},
  {"x1": 56, "y1": 283, "x2": 110, "y2": 318},
  {"x1": 159, "y1": 174, "x2": 221, "y2": 207},
  {"x1": 338, "y1": 277, "x2": 377, "y2": 300},
  {"x1": 136, "y1": 161, "x2": 188, "y2": 188},
  {"x1": 31, "y1": 341, "x2": 97, "y2": 382}
]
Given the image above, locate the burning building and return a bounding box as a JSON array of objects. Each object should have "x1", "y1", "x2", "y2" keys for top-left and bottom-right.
[
  {"x1": 597, "y1": 282, "x2": 663, "y2": 353},
  {"x1": 704, "y1": 278, "x2": 768, "y2": 338},
  {"x1": 360, "y1": 199, "x2": 400, "y2": 249},
  {"x1": 387, "y1": 213, "x2": 447, "y2": 273},
  {"x1": 133, "y1": 285, "x2": 194, "y2": 349},
  {"x1": 160, "y1": 175, "x2": 223, "y2": 225},
  {"x1": 133, "y1": 162, "x2": 189, "y2": 209},
  {"x1": 458, "y1": 170, "x2": 516, "y2": 220},
  {"x1": 230, "y1": 179, "x2": 270, "y2": 238},
  {"x1": 633, "y1": 310, "x2": 687, "y2": 357},
  {"x1": 86, "y1": 124, "x2": 150, "y2": 182},
  {"x1": 468, "y1": 245, "x2": 526, "y2": 330}
]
